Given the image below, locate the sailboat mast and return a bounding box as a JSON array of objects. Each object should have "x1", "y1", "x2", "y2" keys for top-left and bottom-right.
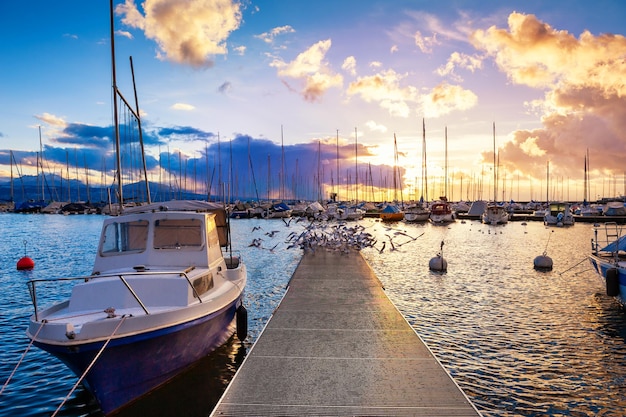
[
  {"x1": 9, "y1": 150, "x2": 13, "y2": 202},
  {"x1": 444, "y1": 126, "x2": 448, "y2": 198},
  {"x1": 336, "y1": 129, "x2": 339, "y2": 198},
  {"x1": 129, "y1": 56, "x2": 151, "y2": 204},
  {"x1": 422, "y1": 118, "x2": 428, "y2": 203},
  {"x1": 354, "y1": 127, "x2": 358, "y2": 203},
  {"x1": 493, "y1": 122, "x2": 496, "y2": 202},
  {"x1": 110, "y1": 0, "x2": 122, "y2": 212}
]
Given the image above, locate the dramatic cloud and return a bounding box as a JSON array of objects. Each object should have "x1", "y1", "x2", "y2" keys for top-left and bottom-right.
[
  {"x1": 421, "y1": 82, "x2": 478, "y2": 118},
  {"x1": 270, "y1": 39, "x2": 343, "y2": 102},
  {"x1": 471, "y1": 12, "x2": 626, "y2": 179},
  {"x1": 116, "y1": 0, "x2": 242, "y2": 67},
  {"x1": 347, "y1": 69, "x2": 418, "y2": 117}
]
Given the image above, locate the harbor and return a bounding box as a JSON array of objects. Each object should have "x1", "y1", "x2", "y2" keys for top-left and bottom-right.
[
  {"x1": 2, "y1": 214, "x2": 626, "y2": 416},
  {"x1": 212, "y1": 250, "x2": 480, "y2": 416}
]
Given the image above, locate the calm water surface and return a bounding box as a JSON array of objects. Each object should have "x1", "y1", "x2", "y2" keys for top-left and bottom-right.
[{"x1": 0, "y1": 213, "x2": 625, "y2": 416}]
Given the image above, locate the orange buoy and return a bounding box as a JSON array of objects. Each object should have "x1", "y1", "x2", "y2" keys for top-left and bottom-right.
[{"x1": 17, "y1": 256, "x2": 35, "y2": 271}]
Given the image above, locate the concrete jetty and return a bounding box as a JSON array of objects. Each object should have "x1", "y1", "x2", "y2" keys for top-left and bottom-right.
[{"x1": 211, "y1": 250, "x2": 481, "y2": 416}]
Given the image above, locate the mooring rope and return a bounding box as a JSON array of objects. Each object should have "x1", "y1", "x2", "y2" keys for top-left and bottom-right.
[
  {"x1": 0, "y1": 320, "x2": 46, "y2": 395},
  {"x1": 558, "y1": 257, "x2": 589, "y2": 276},
  {"x1": 51, "y1": 315, "x2": 128, "y2": 417}
]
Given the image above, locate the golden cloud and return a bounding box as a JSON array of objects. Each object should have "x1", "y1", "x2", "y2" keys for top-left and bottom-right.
[
  {"x1": 472, "y1": 12, "x2": 626, "y2": 180},
  {"x1": 421, "y1": 83, "x2": 478, "y2": 118},
  {"x1": 117, "y1": 0, "x2": 242, "y2": 68},
  {"x1": 347, "y1": 69, "x2": 418, "y2": 117},
  {"x1": 270, "y1": 39, "x2": 343, "y2": 102}
]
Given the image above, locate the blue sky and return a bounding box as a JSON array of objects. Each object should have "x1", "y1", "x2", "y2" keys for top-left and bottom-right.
[{"x1": 2, "y1": 0, "x2": 626, "y2": 202}]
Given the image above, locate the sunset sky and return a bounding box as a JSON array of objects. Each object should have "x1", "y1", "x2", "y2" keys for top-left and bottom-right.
[{"x1": 2, "y1": 0, "x2": 626, "y2": 202}]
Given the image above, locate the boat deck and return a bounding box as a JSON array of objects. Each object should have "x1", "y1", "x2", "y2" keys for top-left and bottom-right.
[{"x1": 211, "y1": 250, "x2": 481, "y2": 416}]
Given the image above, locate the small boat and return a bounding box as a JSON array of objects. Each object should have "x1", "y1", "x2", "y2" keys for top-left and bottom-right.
[
  {"x1": 380, "y1": 203, "x2": 405, "y2": 222},
  {"x1": 404, "y1": 203, "x2": 430, "y2": 222},
  {"x1": 26, "y1": 200, "x2": 247, "y2": 414},
  {"x1": 482, "y1": 203, "x2": 509, "y2": 225},
  {"x1": 544, "y1": 202, "x2": 575, "y2": 226},
  {"x1": 482, "y1": 123, "x2": 509, "y2": 225},
  {"x1": 589, "y1": 222, "x2": 626, "y2": 306},
  {"x1": 602, "y1": 200, "x2": 626, "y2": 216},
  {"x1": 429, "y1": 197, "x2": 455, "y2": 224}
]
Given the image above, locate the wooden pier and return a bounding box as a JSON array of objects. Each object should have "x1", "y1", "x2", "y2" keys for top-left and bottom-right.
[{"x1": 211, "y1": 250, "x2": 481, "y2": 416}]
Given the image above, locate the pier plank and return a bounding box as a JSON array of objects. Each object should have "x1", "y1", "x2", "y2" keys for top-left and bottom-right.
[{"x1": 211, "y1": 250, "x2": 481, "y2": 417}]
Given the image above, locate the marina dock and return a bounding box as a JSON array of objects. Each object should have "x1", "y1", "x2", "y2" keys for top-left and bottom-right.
[{"x1": 211, "y1": 250, "x2": 481, "y2": 416}]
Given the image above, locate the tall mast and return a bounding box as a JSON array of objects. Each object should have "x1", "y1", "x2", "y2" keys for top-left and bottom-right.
[
  {"x1": 493, "y1": 122, "x2": 496, "y2": 202},
  {"x1": 444, "y1": 126, "x2": 448, "y2": 198},
  {"x1": 110, "y1": 0, "x2": 122, "y2": 212},
  {"x1": 281, "y1": 125, "x2": 285, "y2": 200},
  {"x1": 354, "y1": 127, "x2": 358, "y2": 203},
  {"x1": 129, "y1": 56, "x2": 151, "y2": 204},
  {"x1": 336, "y1": 129, "x2": 339, "y2": 199},
  {"x1": 9, "y1": 150, "x2": 13, "y2": 202}
]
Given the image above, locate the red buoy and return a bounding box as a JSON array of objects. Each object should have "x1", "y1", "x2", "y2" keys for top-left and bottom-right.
[{"x1": 17, "y1": 256, "x2": 35, "y2": 271}]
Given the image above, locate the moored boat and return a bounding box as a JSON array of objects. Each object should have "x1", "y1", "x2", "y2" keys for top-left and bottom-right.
[
  {"x1": 429, "y1": 197, "x2": 455, "y2": 224},
  {"x1": 26, "y1": 200, "x2": 247, "y2": 414},
  {"x1": 589, "y1": 222, "x2": 626, "y2": 306},
  {"x1": 380, "y1": 203, "x2": 404, "y2": 222},
  {"x1": 482, "y1": 203, "x2": 509, "y2": 225},
  {"x1": 544, "y1": 202, "x2": 575, "y2": 226}
]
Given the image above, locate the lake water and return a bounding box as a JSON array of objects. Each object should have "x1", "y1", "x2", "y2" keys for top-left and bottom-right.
[{"x1": 0, "y1": 213, "x2": 625, "y2": 416}]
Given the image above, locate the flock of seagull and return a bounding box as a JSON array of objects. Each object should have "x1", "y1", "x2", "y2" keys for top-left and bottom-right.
[{"x1": 248, "y1": 217, "x2": 423, "y2": 255}]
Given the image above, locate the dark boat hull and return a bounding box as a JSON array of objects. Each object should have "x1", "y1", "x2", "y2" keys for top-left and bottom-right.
[{"x1": 34, "y1": 298, "x2": 241, "y2": 415}]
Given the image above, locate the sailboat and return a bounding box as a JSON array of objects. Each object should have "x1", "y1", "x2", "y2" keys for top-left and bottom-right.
[
  {"x1": 429, "y1": 126, "x2": 455, "y2": 224},
  {"x1": 25, "y1": 2, "x2": 247, "y2": 414},
  {"x1": 380, "y1": 134, "x2": 405, "y2": 222},
  {"x1": 542, "y1": 160, "x2": 575, "y2": 226},
  {"x1": 482, "y1": 123, "x2": 509, "y2": 225},
  {"x1": 405, "y1": 119, "x2": 430, "y2": 222}
]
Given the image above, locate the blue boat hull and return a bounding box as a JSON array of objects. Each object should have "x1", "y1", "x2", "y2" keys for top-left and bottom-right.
[
  {"x1": 34, "y1": 298, "x2": 241, "y2": 415},
  {"x1": 589, "y1": 255, "x2": 626, "y2": 305}
]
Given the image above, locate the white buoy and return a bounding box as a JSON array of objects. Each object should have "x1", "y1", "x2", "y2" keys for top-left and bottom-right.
[
  {"x1": 534, "y1": 231, "x2": 554, "y2": 271},
  {"x1": 429, "y1": 240, "x2": 447, "y2": 272}
]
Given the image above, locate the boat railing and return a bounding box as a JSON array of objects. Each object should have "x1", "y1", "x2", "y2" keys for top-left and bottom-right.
[
  {"x1": 591, "y1": 222, "x2": 622, "y2": 257},
  {"x1": 27, "y1": 268, "x2": 203, "y2": 322}
]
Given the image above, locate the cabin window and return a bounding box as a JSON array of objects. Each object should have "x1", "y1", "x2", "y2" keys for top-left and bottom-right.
[
  {"x1": 100, "y1": 220, "x2": 149, "y2": 255},
  {"x1": 154, "y1": 218, "x2": 203, "y2": 249}
]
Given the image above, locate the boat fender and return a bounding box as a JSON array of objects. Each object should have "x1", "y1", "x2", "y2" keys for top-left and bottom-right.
[
  {"x1": 606, "y1": 268, "x2": 620, "y2": 297},
  {"x1": 236, "y1": 305, "x2": 248, "y2": 341}
]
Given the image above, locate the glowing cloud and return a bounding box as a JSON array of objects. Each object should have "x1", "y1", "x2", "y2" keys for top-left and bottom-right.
[
  {"x1": 270, "y1": 39, "x2": 343, "y2": 102},
  {"x1": 35, "y1": 113, "x2": 67, "y2": 127},
  {"x1": 347, "y1": 69, "x2": 418, "y2": 117},
  {"x1": 116, "y1": 0, "x2": 242, "y2": 68},
  {"x1": 471, "y1": 12, "x2": 626, "y2": 177},
  {"x1": 421, "y1": 82, "x2": 477, "y2": 118}
]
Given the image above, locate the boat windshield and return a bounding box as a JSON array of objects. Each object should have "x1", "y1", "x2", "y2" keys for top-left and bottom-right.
[
  {"x1": 101, "y1": 220, "x2": 149, "y2": 254},
  {"x1": 154, "y1": 218, "x2": 203, "y2": 249}
]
